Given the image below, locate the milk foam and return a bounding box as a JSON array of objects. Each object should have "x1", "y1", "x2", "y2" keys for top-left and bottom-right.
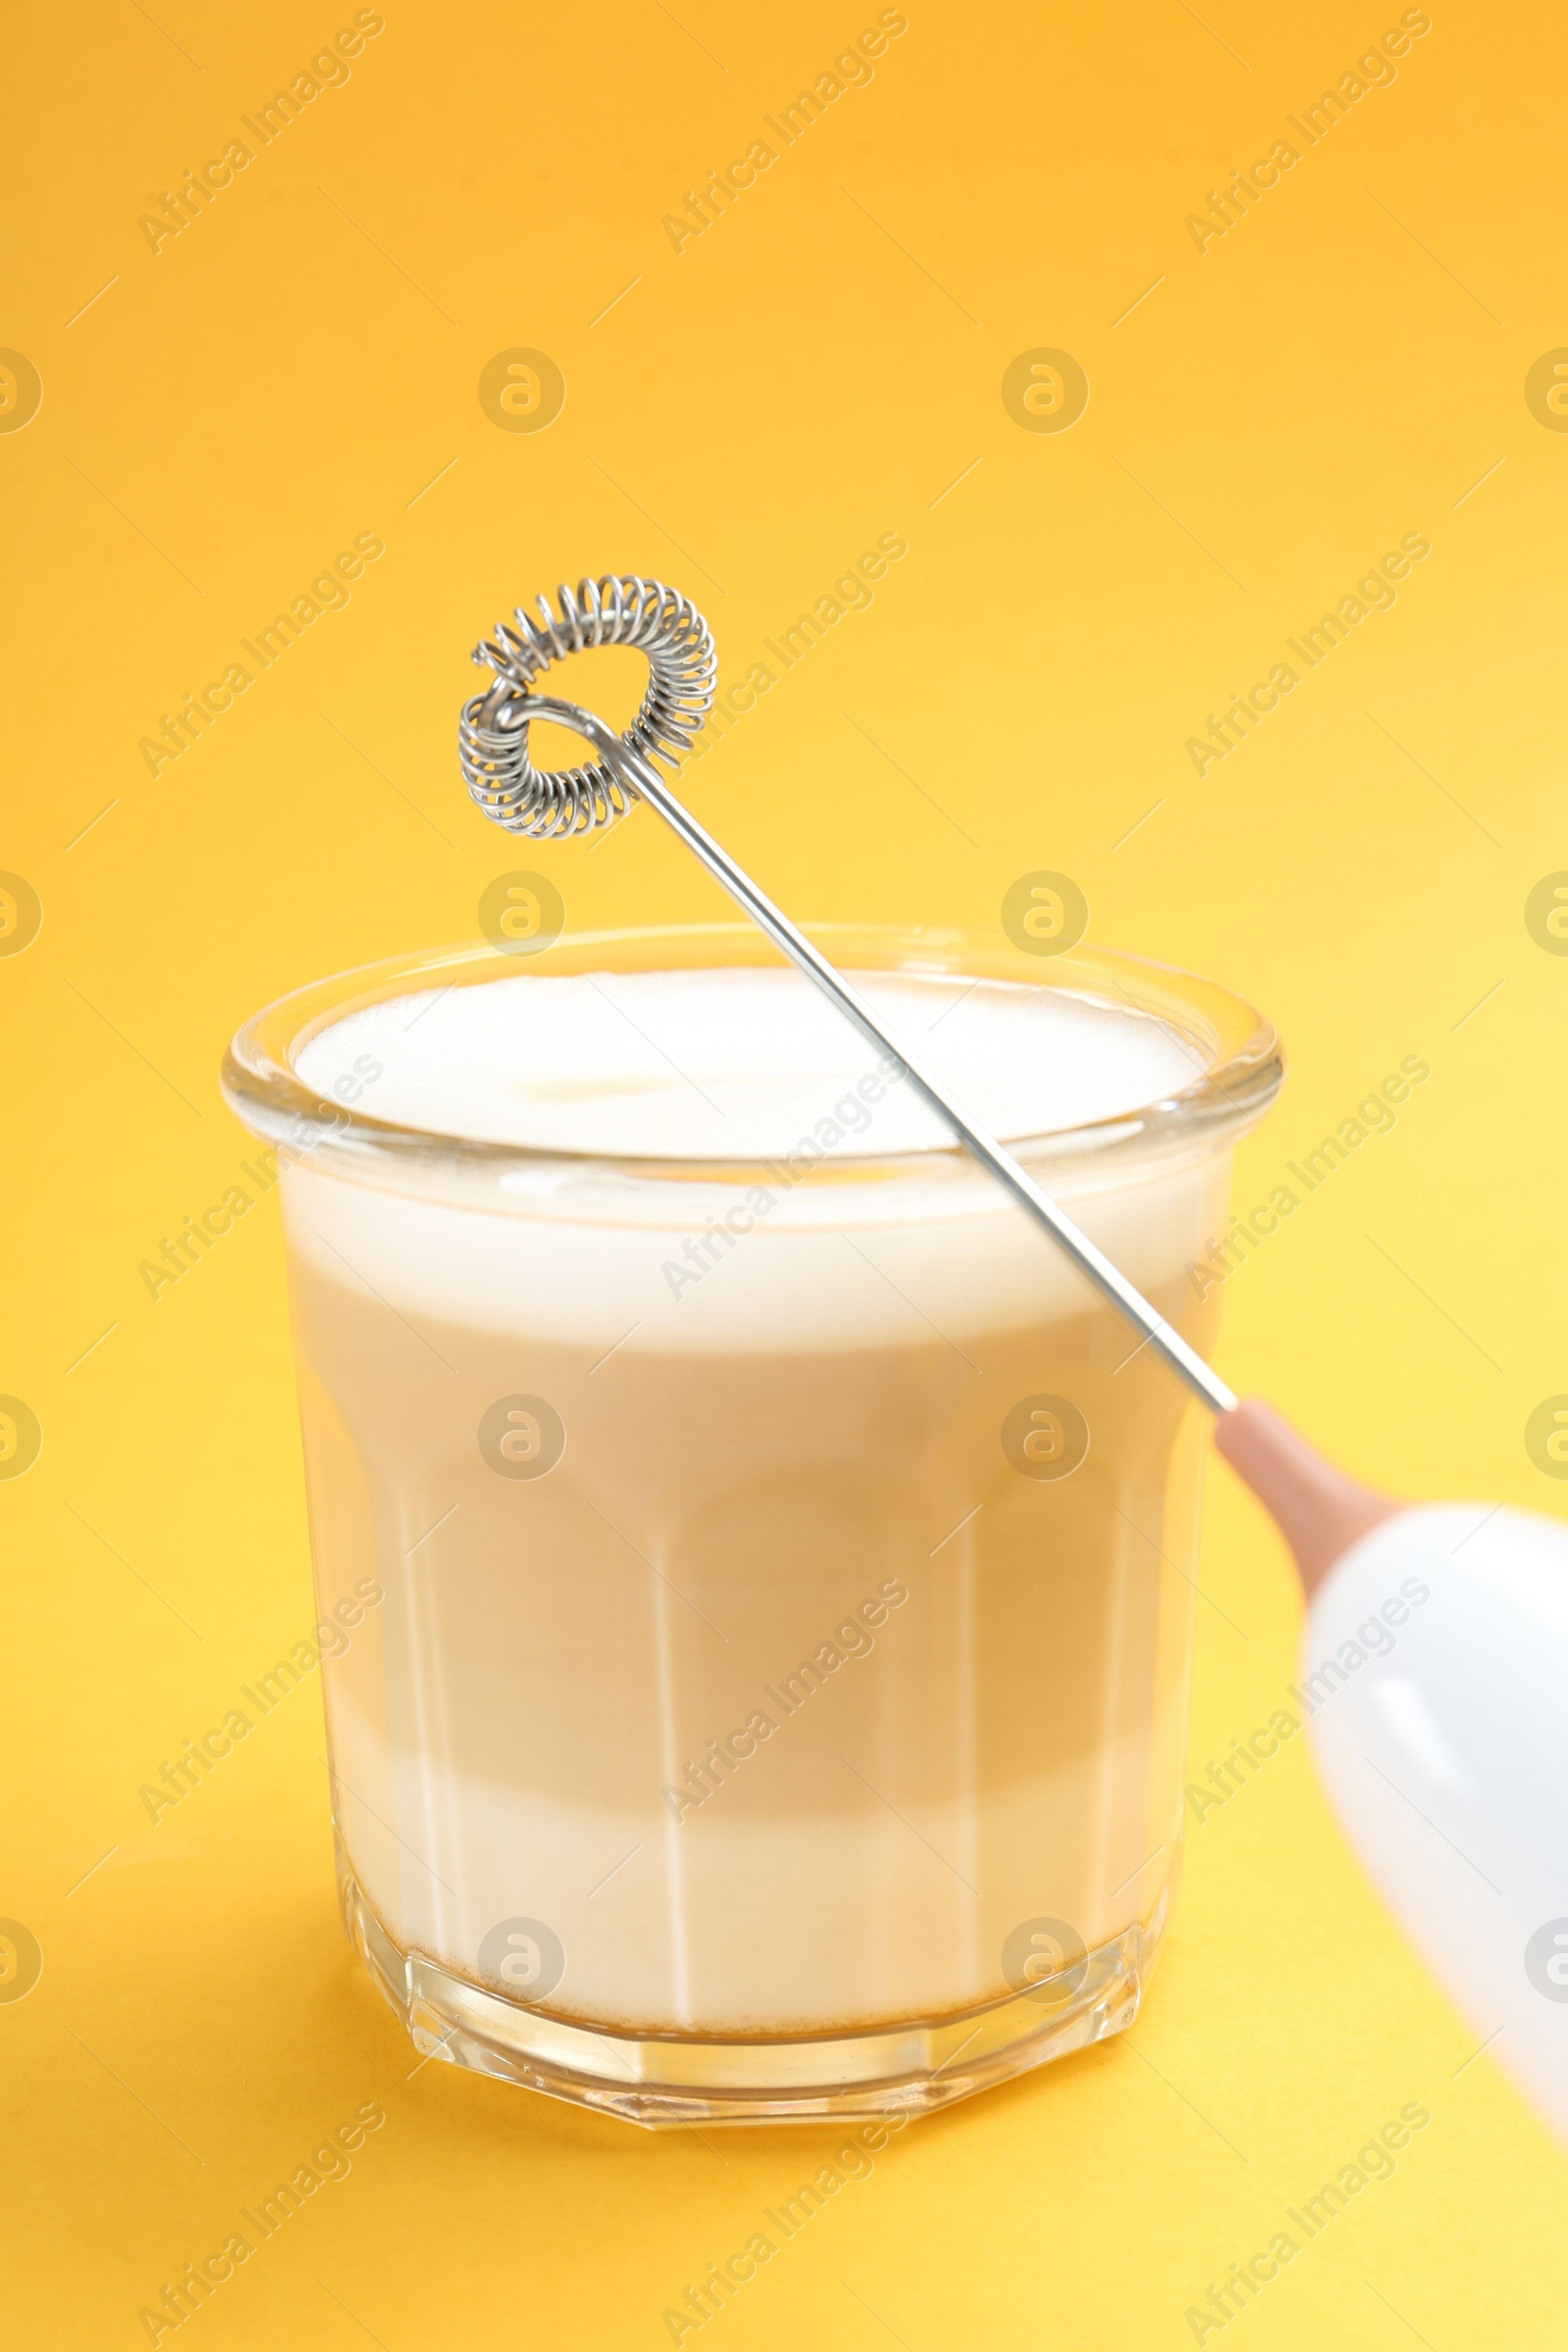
[
  {"x1": 295, "y1": 966, "x2": 1205, "y2": 1158},
  {"x1": 285, "y1": 966, "x2": 1223, "y2": 1350}
]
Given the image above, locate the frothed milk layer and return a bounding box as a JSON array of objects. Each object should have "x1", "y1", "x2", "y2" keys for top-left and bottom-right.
[
  {"x1": 296, "y1": 966, "x2": 1205, "y2": 1157},
  {"x1": 282, "y1": 962, "x2": 1233, "y2": 2036},
  {"x1": 290, "y1": 969, "x2": 1211, "y2": 1353}
]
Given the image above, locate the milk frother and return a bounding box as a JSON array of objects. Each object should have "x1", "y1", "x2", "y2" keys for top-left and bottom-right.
[{"x1": 459, "y1": 574, "x2": 1568, "y2": 2147}]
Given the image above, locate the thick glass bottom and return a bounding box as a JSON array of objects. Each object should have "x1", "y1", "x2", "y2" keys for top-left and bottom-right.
[{"x1": 337, "y1": 1843, "x2": 1172, "y2": 2128}]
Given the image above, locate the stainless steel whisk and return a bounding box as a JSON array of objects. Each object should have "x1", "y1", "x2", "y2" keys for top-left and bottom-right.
[{"x1": 459, "y1": 573, "x2": 1236, "y2": 1416}]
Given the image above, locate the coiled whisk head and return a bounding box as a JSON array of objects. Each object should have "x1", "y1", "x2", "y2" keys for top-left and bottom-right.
[{"x1": 459, "y1": 574, "x2": 716, "y2": 838}]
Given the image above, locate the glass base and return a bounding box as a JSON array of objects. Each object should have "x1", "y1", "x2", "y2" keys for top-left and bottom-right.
[{"x1": 337, "y1": 1846, "x2": 1172, "y2": 2128}]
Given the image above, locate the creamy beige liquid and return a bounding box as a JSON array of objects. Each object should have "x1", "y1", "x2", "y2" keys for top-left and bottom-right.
[{"x1": 286, "y1": 967, "x2": 1225, "y2": 2034}]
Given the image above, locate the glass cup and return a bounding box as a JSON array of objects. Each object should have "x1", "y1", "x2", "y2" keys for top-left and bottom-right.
[{"x1": 223, "y1": 922, "x2": 1281, "y2": 2124}]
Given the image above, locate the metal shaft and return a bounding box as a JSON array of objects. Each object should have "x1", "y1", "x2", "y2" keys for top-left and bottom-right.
[{"x1": 515, "y1": 692, "x2": 1237, "y2": 1417}]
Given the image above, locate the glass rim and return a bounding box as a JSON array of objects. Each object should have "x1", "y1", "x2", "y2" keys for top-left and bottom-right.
[{"x1": 220, "y1": 921, "x2": 1284, "y2": 1192}]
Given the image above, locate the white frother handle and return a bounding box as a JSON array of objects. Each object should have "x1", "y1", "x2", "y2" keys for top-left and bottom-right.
[{"x1": 1301, "y1": 1502, "x2": 1568, "y2": 2144}]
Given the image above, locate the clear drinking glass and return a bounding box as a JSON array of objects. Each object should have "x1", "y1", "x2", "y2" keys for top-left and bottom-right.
[{"x1": 223, "y1": 922, "x2": 1281, "y2": 2124}]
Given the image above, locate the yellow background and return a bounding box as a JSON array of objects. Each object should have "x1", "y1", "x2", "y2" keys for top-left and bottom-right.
[{"x1": 5, "y1": 0, "x2": 1566, "y2": 2341}]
